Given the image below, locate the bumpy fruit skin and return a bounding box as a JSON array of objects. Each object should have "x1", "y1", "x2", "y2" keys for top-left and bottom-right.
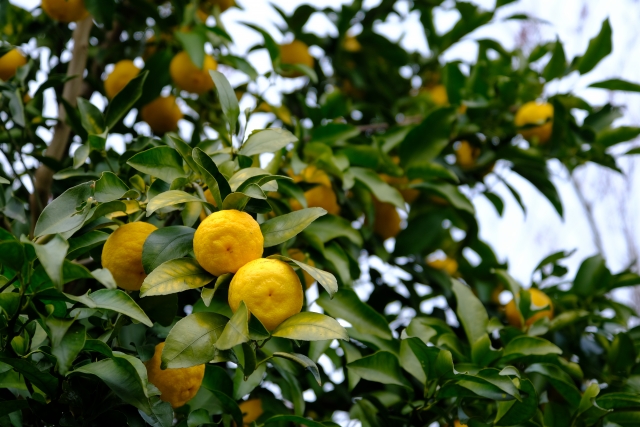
[
  {"x1": 145, "y1": 342, "x2": 205, "y2": 408},
  {"x1": 427, "y1": 257, "x2": 458, "y2": 276},
  {"x1": 228, "y1": 258, "x2": 303, "y2": 331},
  {"x1": 290, "y1": 185, "x2": 340, "y2": 215},
  {"x1": 104, "y1": 60, "x2": 140, "y2": 99},
  {"x1": 505, "y1": 288, "x2": 554, "y2": 328},
  {"x1": 170, "y1": 51, "x2": 217, "y2": 94},
  {"x1": 239, "y1": 398, "x2": 263, "y2": 425},
  {"x1": 279, "y1": 40, "x2": 314, "y2": 78},
  {"x1": 141, "y1": 95, "x2": 183, "y2": 134},
  {"x1": 101, "y1": 222, "x2": 157, "y2": 291},
  {"x1": 194, "y1": 210, "x2": 263, "y2": 277},
  {"x1": 41, "y1": 0, "x2": 89, "y2": 22},
  {"x1": 287, "y1": 249, "x2": 315, "y2": 288},
  {"x1": 0, "y1": 49, "x2": 27, "y2": 81},
  {"x1": 373, "y1": 199, "x2": 401, "y2": 240},
  {"x1": 455, "y1": 140, "x2": 480, "y2": 170},
  {"x1": 514, "y1": 101, "x2": 554, "y2": 144}
]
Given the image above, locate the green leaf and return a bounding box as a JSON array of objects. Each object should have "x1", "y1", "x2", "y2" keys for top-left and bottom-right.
[
  {"x1": 543, "y1": 39, "x2": 566, "y2": 81},
  {"x1": 596, "y1": 126, "x2": 640, "y2": 147},
  {"x1": 260, "y1": 207, "x2": 327, "y2": 247},
  {"x1": 452, "y1": 279, "x2": 488, "y2": 345},
  {"x1": 187, "y1": 408, "x2": 211, "y2": 427},
  {"x1": 576, "y1": 382, "x2": 601, "y2": 418},
  {"x1": 105, "y1": 71, "x2": 148, "y2": 129},
  {"x1": 50, "y1": 321, "x2": 86, "y2": 375},
  {"x1": 0, "y1": 400, "x2": 29, "y2": 416},
  {"x1": 263, "y1": 415, "x2": 326, "y2": 427},
  {"x1": 271, "y1": 312, "x2": 348, "y2": 341},
  {"x1": 577, "y1": 18, "x2": 612, "y2": 74},
  {"x1": 95, "y1": 171, "x2": 130, "y2": 203},
  {"x1": 399, "y1": 337, "x2": 429, "y2": 384},
  {"x1": 216, "y1": 301, "x2": 249, "y2": 350},
  {"x1": 414, "y1": 181, "x2": 475, "y2": 214},
  {"x1": 525, "y1": 363, "x2": 582, "y2": 407},
  {"x1": 77, "y1": 98, "x2": 105, "y2": 135},
  {"x1": 192, "y1": 147, "x2": 231, "y2": 207},
  {"x1": 347, "y1": 351, "x2": 411, "y2": 388},
  {"x1": 303, "y1": 214, "x2": 363, "y2": 245},
  {"x1": 589, "y1": 78, "x2": 640, "y2": 92},
  {"x1": 142, "y1": 226, "x2": 195, "y2": 273},
  {"x1": 311, "y1": 123, "x2": 360, "y2": 145},
  {"x1": 127, "y1": 147, "x2": 187, "y2": 184},
  {"x1": 239, "y1": 128, "x2": 298, "y2": 156},
  {"x1": 273, "y1": 352, "x2": 321, "y2": 385},
  {"x1": 210, "y1": 70, "x2": 240, "y2": 135},
  {"x1": 167, "y1": 135, "x2": 200, "y2": 175},
  {"x1": 0, "y1": 357, "x2": 58, "y2": 396},
  {"x1": 268, "y1": 254, "x2": 338, "y2": 297},
  {"x1": 503, "y1": 336, "x2": 562, "y2": 359},
  {"x1": 162, "y1": 312, "x2": 228, "y2": 368},
  {"x1": 572, "y1": 254, "x2": 611, "y2": 297},
  {"x1": 317, "y1": 289, "x2": 391, "y2": 339},
  {"x1": 32, "y1": 234, "x2": 69, "y2": 289},
  {"x1": 1, "y1": 89, "x2": 25, "y2": 127},
  {"x1": 146, "y1": 190, "x2": 210, "y2": 216},
  {"x1": 34, "y1": 182, "x2": 94, "y2": 238},
  {"x1": 176, "y1": 30, "x2": 206, "y2": 69},
  {"x1": 399, "y1": 108, "x2": 456, "y2": 167},
  {"x1": 350, "y1": 167, "x2": 405, "y2": 210},
  {"x1": 140, "y1": 258, "x2": 214, "y2": 297},
  {"x1": 495, "y1": 378, "x2": 538, "y2": 426},
  {"x1": 208, "y1": 390, "x2": 244, "y2": 427},
  {"x1": 66, "y1": 289, "x2": 153, "y2": 326}
]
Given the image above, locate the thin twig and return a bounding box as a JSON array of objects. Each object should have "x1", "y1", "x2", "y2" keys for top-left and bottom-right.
[{"x1": 570, "y1": 172, "x2": 604, "y2": 254}]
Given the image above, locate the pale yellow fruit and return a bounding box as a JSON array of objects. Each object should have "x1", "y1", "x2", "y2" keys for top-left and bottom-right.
[
  {"x1": 101, "y1": 222, "x2": 157, "y2": 291},
  {"x1": 505, "y1": 288, "x2": 553, "y2": 328},
  {"x1": 228, "y1": 258, "x2": 303, "y2": 331},
  {"x1": 104, "y1": 60, "x2": 140, "y2": 99},
  {"x1": 343, "y1": 34, "x2": 362, "y2": 52},
  {"x1": 426, "y1": 257, "x2": 458, "y2": 276},
  {"x1": 41, "y1": 0, "x2": 90, "y2": 22},
  {"x1": 0, "y1": 49, "x2": 27, "y2": 81},
  {"x1": 427, "y1": 84, "x2": 448, "y2": 106},
  {"x1": 238, "y1": 398, "x2": 263, "y2": 426},
  {"x1": 290, "y1": 185, "x2": 340, "y2": 216},
  {"x1": 455, "y1": 140, "x2": 480, "y2": 170},
  {"x1": 287, "y1": 248, "x2": 315, "y2": 288},
  {"x1": 140, "y1": 95, "x2": 183, "y2": 134},
  {"x1": 514, "y1": 101, "x2": 554, "y2": 144},
  {"x1": 170, "y1": 51, "x2": 217, "y2": 94},
  {"x1": 145, "y1": 342, "x2": 205, "y2": 408},
  {"x1": 279, "y1": 40, "x2": 314, "y2": 78},
  {"x1": 373, "y1": 199, "x2": 401, "y2": 240},
  {"x1": 193, "y1": 210, "x2": 263, "y2": 277}
]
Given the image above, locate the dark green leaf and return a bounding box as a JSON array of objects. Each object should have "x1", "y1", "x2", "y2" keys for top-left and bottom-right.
[
  {"x1": 216, "y1": 301, "x2": 249, "y2": 350},
  {"x1": 260, "y1": 207, "x2": 326, "y2": 247},
  {"x1": 210, "y1": 70, "x2": 240, "y2": 135},
  {"x1": 34, "y1": 182, "x2": 94, "y2": 238},
  {"x1": 140, "y1": 258, "x2": 214, "y2": 297},
  {"x1": 105, "y1": 71, "x2": 148, "y2": 129},
  {"x1": 577, "y1": 19, "x2": 612, "y2": 74},
  {"x1": 95, "y1": 172, "x2": 130, "y2": 203},
  {"x1": 77, "y1": 98, "x2": 105, "y2": 135},
  {"x1": 317, "y1": 289, "x2": 391, "y2": 339},
  {"x1": 347, "y1": 351, "x2": 411, "y2": 388},
  {"x1": 127, "y1": 147, "x2": 187, "y2": 184},
  {"x1": 239, "y1": 128, "x2": 298, "y2": 156},
  {"x1": 589, "y1": 78, "x2": 640, "y2": 92},
  {"x1": 142, "y1": 226, "x2": 195, "y2": 273},
  {"x1": 162, "y1": 312, "x2": 228, "y2": 368}
]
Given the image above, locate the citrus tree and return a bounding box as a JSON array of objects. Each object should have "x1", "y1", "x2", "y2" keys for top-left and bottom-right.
[{"x1": 1, "y1": 0, "x2": 640, "y2": 426}]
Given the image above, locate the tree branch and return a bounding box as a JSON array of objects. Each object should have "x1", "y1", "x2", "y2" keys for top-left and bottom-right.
[
  {"x1": 29, "y1": 16, "x2": 93, "y2": 236},
  {"x1": 570, "y1": 173, "x2": 605, "y2": 254}
]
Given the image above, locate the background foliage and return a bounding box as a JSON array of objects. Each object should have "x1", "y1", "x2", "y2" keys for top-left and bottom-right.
[{"x1": 1, "y1": 0, "x2": 640, "y2": 426}]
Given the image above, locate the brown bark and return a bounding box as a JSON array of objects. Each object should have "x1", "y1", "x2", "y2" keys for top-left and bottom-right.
[{"x1": 29, "y1": 16, "x2": 93, "y2": 236}]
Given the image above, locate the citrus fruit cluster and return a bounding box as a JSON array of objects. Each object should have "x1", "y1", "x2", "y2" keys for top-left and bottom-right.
[{"x1": 100, "y1": 209, "x2": 309, "y2": 407}]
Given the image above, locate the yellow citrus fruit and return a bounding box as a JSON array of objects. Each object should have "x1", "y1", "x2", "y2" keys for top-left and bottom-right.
[
  {"x1": 239, "y1": 398, "x2": 263, "y2": 426},
  {"x1": 194, "y1": 210, "x2": 263, "y2": 277},
  {"x1": 141, "y1": 95, "x2": 183, "y2": 134},
  {"x1": 104, "y1": 60, "x2": 140, "y2": 99},
  {"x1": 229, "y1": 258, "x2": 303, "y2": 331},
  {"x1": 288, "y1": 165, "x2": 332, "y2": 188},
  {"x1": 196, "y1": 9, "x2": 209, "y2": 22},
  {"x1": 199, "y1": 188, "x2": 218, "y2": 221},
  {"x1": 455, "y1": 140, "x2": 480, "y2": 170},
  {"x1": 343, "y1": 34, "x2": 362, "y2": 52},
  {"x1": 426, "y1": 257, "x2": 458, "y2": 276},
  {"x1": 0, "y1": 49, "x2": 27, "y2": 82},
  {"x1": 373, "y1": 199, "x2": 401, "y2": 240},
  {"x1": 170, "y1": 51, "x2": 217, "y2": 95},
  {"x1": 145, "y1": 342, "x2": 205, "y2": 408},
  {"x1": 279, "y1": 40, "x2": 314, "y2": 78},
  {"x1": 290, "y1": 185, "x2": 340, "y2": 216},
  {"x1": 101, "y1": 222, "x2": 157, "y2": 291},
  {"x1": 287, "y1": 249, "x2": 315, "y2": 289},
  {"x1": 505, "y1": 288, "x2": 553, "y2": 328},
  {"x1": 426, "y1": 84, "x2": 448, "y2": 106},
  {"x1": 41, "y1": 0, "x2": 90, "y2": 22},
  {"x1": 514, "y1": 101, "x2": 553, "y2": 144}
]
